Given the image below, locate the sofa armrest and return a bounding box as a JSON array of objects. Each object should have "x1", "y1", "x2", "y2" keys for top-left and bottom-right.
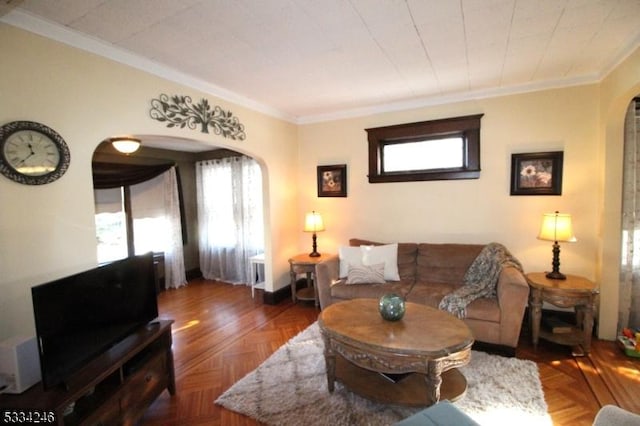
[
  {"x1": 496, "y1": 266, "x2": 530, "y2": 347},
  {"x1": 316, "y1": 255, "x2": 339, "y2": 310}
]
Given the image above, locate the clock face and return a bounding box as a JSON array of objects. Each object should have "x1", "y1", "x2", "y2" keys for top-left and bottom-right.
[
  {"x1": 0, "y1": 121, "x2": 70, "y2": 185},
  {"x1": 3, "y1": 130, "x2": 61, "y2": 176}
]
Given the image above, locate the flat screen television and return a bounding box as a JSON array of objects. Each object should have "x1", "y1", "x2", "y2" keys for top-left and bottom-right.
[{"x1": 31, "y1": 252, "x2": 159, "y2": 390}]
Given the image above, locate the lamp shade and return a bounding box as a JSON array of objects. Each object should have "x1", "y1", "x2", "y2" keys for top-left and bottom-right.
[
  {"x1": 111, "y1": 137, "x2": 141, "y2": 154},
  {"x1": 537, "y1": 211, "x2": 576, "y2": 242},
  {"x1": 303, "y1": 211, "x2": 325, "y2": 232}
]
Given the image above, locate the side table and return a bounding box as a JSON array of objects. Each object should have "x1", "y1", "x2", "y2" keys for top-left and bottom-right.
[
  {"x1": 288, "y1": 253, "x2": 325, "y2": 308},
  {"x1": 249, "y1": 253, "x2": 265, "y2": 298},
  {"x1": 526, "y1": 272, "x2": 599, "y2": 356}
]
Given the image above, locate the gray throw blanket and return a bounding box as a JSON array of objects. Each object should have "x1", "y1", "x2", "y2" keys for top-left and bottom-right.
[{"x1": 438, "y1": 242, "x2": 523, "y2": 319}]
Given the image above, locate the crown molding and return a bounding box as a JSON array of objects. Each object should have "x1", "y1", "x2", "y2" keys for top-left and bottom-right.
[{"x1": 297, "y1": 75, "x2": 600, "y2": 124}]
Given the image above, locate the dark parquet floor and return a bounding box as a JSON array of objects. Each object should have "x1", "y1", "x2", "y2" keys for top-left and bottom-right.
[{"x1": 140, "y1": 279, "x2": 640, "y2": 426}]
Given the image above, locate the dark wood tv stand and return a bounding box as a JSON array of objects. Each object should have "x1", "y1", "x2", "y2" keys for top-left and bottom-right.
[{"x1": 0, "y1": 319, "x2": 175, "y2": 426}]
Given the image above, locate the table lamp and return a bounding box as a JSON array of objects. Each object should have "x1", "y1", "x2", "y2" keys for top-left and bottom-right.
[
  {"x1": 303, "y1": 211, "x2": 325, "y2": 257},
  {"x1": 537, "y1": 211, "x2": 576, "y2": 280}
]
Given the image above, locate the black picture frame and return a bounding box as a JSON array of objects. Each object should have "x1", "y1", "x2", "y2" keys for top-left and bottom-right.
[
  {"x1": 317, "y1": 164, "x2": 347, "y2": 197},
  {"x1": 510, "y1": 151, "x2": 563, "y2": 196}
]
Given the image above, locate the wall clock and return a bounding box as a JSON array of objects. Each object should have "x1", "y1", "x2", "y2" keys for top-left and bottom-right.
[{"x1": 0, "y1": 121, "x2": 70, "y2": 185}]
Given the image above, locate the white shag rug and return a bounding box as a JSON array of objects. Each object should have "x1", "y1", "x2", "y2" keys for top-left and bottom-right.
[{"x1": 216, "y1": 322, "x2": 551, "y2": 426}]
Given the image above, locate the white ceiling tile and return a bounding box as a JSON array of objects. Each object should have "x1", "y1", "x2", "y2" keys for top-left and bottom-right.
[
  {"x1": 608, "y1": 0, "x2": 640, "y2": 19},
  {"x1": 9, "y1": 0, "x2": 640, "y2": 120},
  {"x1": 19, "y1": 0, "x2": 106, "y2": 23},
  {"x1": 510, "y1": 11, "x2": 561, "y2": 39},
  {"x1": 69, "y1": 0, "x2": 199, "y2": 43},
  {"x1": 507, "y1": 35, "x2": 549, "y2": 56},
  {"x1": 557, "y1": 1, "x2": 612, "y2": 28},
  {"x1": 513, "y1": 0, "x2": 566, "y2": 19}
]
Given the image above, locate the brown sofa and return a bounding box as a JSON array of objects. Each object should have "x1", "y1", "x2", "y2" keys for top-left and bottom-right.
[{"x1": 315, "y1": 238, "x2": 530, "y2": 350}]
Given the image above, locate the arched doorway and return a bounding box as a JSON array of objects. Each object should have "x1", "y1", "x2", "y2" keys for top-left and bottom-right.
[{"x1": 91, "y1": 136, "x2": 267, "y2": 292}]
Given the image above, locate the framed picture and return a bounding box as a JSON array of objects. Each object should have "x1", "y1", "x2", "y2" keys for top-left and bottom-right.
[
  {"x1": 317, "y1": 164, "x2": 347, "y2": 197},
  {"x1": 510, "y1": 151, "x2": 563, "y2": 195}
]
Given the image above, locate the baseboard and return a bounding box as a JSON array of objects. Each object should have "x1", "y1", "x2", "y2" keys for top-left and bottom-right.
[
  {"x1": 186, "y1": 268, "x2": 202, "y2": 281},
  {"x1": 262, "y1": 285, "x2": 292, "y2": 305}
]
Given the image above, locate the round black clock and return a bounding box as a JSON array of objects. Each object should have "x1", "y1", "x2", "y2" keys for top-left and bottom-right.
[{"x1": 0, "y1": 121, "x2": 70, "y2": 185}]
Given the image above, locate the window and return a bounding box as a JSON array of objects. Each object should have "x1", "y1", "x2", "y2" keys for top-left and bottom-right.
[
  {"x1": 95, "y1": 187, "x2": 128, "y2": 263},
  {"x1": 366, "y1": 114, "x2": 483, "y2": 183},
  {"x1": 94, "y1": 173, "x2": 172, "y2": 263}
]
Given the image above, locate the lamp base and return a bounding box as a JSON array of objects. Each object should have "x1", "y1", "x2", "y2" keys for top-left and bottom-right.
[
  {"x1": 309, "y1": 232, "x2": 320, "y2": 257},
  {"x1": 545, "y1": 271, "x2": 567, "y2": 280}
]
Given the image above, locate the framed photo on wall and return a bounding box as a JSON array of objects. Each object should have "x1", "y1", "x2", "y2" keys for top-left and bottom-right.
[
  {"x1": 510, "y1": 151, "x2": 563, "y2": 195},
  {"x1": 317, "y1": 164, "x2": 347, "y2": 197}
]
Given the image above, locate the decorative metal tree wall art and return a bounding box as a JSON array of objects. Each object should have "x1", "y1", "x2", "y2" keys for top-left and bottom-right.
[{"x1": 149, "y1": 94, "x2": 246, "y2": 140}]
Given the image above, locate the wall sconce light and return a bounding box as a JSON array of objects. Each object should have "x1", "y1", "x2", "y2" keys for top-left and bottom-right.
[
  {"x1": 537, "y1": 211, "x2": 576, "y2": 280},
  {"x1": 111, "y1": 137, "x2": 141, "y2": 154},
  {"x1": 303, "y1": 211, "x2": 325, "y2": 257}
]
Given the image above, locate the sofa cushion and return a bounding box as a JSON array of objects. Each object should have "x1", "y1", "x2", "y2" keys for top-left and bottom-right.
[
  {"x1": 465, "y1": 297, "x2": 500, "y2": 323},
  {"x1": 405, "y1": 282, "x2": 456, "y2": 308},
  {"x1": 339, "y1": 246, "x2": 363, "y2": 278},
  {"x1": 417, "y1": 244, "x2": 483, "y2": 284},
  {"x1": 330, "y1": 280, "x2": 411, "y2": 301},
  {"x1": 350, "y1": 239, "x2": 418, "y2": 282},
  {"x1": 346, "y1": 263, "x2": 386, "y2": 284},
  {"x1": 403, "y1": 282, "x2": 500, "y2": 322},
  {"x1": 361, "y1": 243, "x2": 400, "y2": 281}
]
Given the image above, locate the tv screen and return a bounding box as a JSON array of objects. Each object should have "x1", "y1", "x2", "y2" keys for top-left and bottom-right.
[{"x1": 31, "y1": 253, "x2": 158, "y2": 390}]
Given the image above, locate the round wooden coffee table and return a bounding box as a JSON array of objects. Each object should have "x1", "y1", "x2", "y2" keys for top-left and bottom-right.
[{"x1": 318, "y1": 298, "x2": 474, "y2": 407}]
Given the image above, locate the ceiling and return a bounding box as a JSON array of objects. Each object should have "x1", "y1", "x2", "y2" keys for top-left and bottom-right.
[{"x1": 2, "y1": 0, "x2": 640, "y2": 124}]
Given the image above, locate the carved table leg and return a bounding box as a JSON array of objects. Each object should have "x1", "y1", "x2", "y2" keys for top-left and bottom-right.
[
  {"x1": 424, "y1": 360, "x2": 444, "y2": 406},
  {"x1": 530, "y1": 288, "x2": 542, "y2": 349},
  {"x1": 322, "y1": 336, "x2": 336, "y2": 393}
]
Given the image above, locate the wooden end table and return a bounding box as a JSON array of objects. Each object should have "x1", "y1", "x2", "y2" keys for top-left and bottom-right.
[
  {"x1": 318, "y1": 299, "x2": 474, "y2": 407},
  {"x1": 288, "y1": 253, "x2": 325, "y2": 308},
  {"x1": 526, "y1": 272, "x2": 599, "y2": 356}
]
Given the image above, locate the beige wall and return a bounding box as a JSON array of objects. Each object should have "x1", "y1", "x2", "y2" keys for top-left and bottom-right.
[
  {"x1": 0, "y1": 24, "x2": 298, "y2": 340},
  {"x1": 298, "y1": 86, "x2": 600, "y2": 274},
  {"x1": 296, "y1": 56, "x2": 636, "y2": 339}
]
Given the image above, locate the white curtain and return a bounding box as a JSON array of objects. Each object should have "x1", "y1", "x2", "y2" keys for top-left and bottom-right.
[
  {"x1": 163, "y1": 167, "x2": 187, "y2": 289},
  {"x1": 196, "y1": 156, "x2": 264, "y2": 284},
  {"x1": 620, "y1": 98, "x2": 640, "y2": 330},
  {"x1": 129, "y1": 166, "x2": 187, "y2": 289}
]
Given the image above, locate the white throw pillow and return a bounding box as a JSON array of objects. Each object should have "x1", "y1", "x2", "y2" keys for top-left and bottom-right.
[
  {"x1": 360, "y1": 243, "x2": 400, "y2": 281},
  {"x1": 338, "y1": 246, "x2": 363, "y2": 278},
  {"x1": 346, "y1": 263, "x2": 386, "y2": 284}
]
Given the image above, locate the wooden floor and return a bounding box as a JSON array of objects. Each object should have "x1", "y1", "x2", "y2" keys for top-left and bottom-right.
[{"x1": 140, "y1": 279, "x2": 640, "y2": 426}]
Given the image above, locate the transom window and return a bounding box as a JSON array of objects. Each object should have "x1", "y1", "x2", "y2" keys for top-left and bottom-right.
[
  {"x1": 382, "y1": 137, "x2": 464, "y2": 172},
  {"x1": 366, "y1": 114, "x2": 483, "y2": 183}
]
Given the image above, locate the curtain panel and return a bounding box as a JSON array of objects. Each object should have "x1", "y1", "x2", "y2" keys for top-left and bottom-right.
[
  {"x1": 196, "y1": 156, "x2": 264, "y2": 284},
  {"x1": 162, "y1": 167, "x2": 187, "y2": 289},
  {"x1": 620, "y1": 98, "x2": 640, "y2": 330},
  {"x1": 93, "y1": 161, "x2": 187, "y2": 289}
]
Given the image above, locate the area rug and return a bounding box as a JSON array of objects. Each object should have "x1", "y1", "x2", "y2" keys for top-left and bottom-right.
[{"x1": 215, "y1": 322, "x2": 551, "y2": 426}]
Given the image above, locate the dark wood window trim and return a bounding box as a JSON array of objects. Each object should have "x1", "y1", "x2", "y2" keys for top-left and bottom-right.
[{"x1": 366, "y1": 114, "x2": 483, "y2": 183}]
